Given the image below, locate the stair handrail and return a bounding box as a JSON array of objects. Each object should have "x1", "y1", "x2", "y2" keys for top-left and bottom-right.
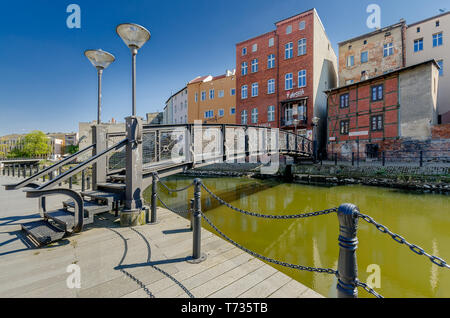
[
  {"x1": 24, "y1": 188, "x2": 84, "y2": 233},
  {"x1": 3, "y1": 144, "x2": 95, "y2": 190},
  {"x1": 37, "y1": 138, "x2": 128, "y2": 191}
]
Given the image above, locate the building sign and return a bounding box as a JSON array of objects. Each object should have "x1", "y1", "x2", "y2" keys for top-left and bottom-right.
[
  {"x1": 349, "y1": 131, "x2": 369, "y2": 137},
  {"x1": 286, "y1": 89, "x2": 305, "y2": 100},
  {"x1": 329, "y1": 137, "x2": 336, "y2": 141}
]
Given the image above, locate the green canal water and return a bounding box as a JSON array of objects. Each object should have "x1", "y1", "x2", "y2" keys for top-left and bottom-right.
[{"x1": 143, "y1": 176, "x2": 450, "y2": 298}]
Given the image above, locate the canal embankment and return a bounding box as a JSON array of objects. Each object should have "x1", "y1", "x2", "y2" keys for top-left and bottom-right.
[{"x1": 182, "y1": 162, "x2": 450, "y2": 194}]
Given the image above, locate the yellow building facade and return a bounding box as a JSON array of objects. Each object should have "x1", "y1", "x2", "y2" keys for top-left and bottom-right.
[{"x1": 187, "y1": 70, "x2": 237, "y2": 124}]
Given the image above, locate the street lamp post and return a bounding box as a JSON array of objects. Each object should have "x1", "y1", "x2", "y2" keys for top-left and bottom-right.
[
  {"x1": 84, "y1": 49, "x2": 115, "y2": 124},
  {"x1": 116, "y1": 23, "x2": 151, "y2": 117},
  {"x1": 116, "y1": 23, "x2": 151, "y2": 224},
  {"x1": 84, "y1": 49, "x2": 115, "y2": 189}
]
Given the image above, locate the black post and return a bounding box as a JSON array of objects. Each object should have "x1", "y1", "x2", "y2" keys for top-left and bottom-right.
[
  {"x1": 382, "y1": 151, "x2": 385, "y2": 167},
  {"x1": 82, "y1": 170, "x2": 86, "y2": 192},
  {"x1": 17, "y1": 165, "x2": 21, "y2": 178},
  {"x1": 334, "y1": 153, "x2": 338, "y2": 166},
  {"x1": 420, "y1": 151, "x2": 423, "y2": 168},
  {"x1": 188, "y1": 178, "x2": 206, "y2": 263},
  {"x1": 22, "y1": 165, "x2": 26, "y2": 178},
  {"x1": 28, "y1": 164, "x2": 32, "y2": 177},
  {"x1": 87, "y1": 176, "x2": 91, "y2": 190},
  {"x1": 59, "y1": 167, "x2": 62, "y2": 186},
  {"x1": 352, "y1": 152, "x2": 355, "y2": 166},
  {"x1": 150, "y1": 173, "x2": 157, "y2": 224},
  {"x1": 69, "y1": 177, "x2": 72, "y2": 189},
  {"x1": 337, "y1": 203, "x2": 359, "y2": 298},
  {"x1": 189, "y1": 199, "x2": 194, "y2": 231},
  {"x1": 35, "y1": 165, "x2": 39, "y2": 174}
]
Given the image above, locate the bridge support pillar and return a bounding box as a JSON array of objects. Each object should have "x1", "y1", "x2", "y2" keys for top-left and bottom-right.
[
  {"x1": 92, "y1": 124, "x2": 108, "y2": 189},
  {"x1": 121, "y1": 116, "x2": 146, "y2": 227},
  {"x1": 336, "y1": 204, "x2": 359, "y2": 298}
]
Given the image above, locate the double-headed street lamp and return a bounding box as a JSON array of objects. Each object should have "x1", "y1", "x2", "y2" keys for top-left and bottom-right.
[
  {"x1": 116, "y1": 23, "x2": 151, "y2": 117},
  {"x1": 84, "y1": 49, "x2": 115, "y2": 124}
]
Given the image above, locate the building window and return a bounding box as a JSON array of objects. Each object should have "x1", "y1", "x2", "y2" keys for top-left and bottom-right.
[
  {"x1": 269, "y1": 37, "x2": 274, "y2": 47},
  {"x1": 346, "y1": 79, "x2": 354, "y2": 85},
  {"x1": 195, "y1": 93, "x2": 198, "y2": 102},
  {"x1": 251, "y1": 108, "x2": 258, "y2": 124},
  {"x1": 298, "y1": 70, "x2": 306, "y2": 88},
  {"x1": 417, "y1": 27, "x2": 421, "y2": 33},
  {"x1": 286, "y1": 25, "x2": 292, "y2": 34},
  {"x1": 298, "y1": 38, "x2": 307, "y2": 56},
  {"x1": 252, "y1": 43, "x2": 258, "y2": 52},
  {"x1": 218, "y1": 109, "x2": 224, "y2": 117},
  {"x1": 241, "y1": 62, "x2": 248, "y2": 76},
  {"x1": 204, "y1": 110, "x2": 214, "y2": 119},
  {"x1": 436, "y1": 20, "x2": 440, "y2": 27},
  {"x1": 414, "y1": 39, "x2": 424, "y2": 52},
  {"x1": 371, "y1": 115, "x2": 383, "y2": 131},
  {"x1": 340, "y1": 93, "x2": 349, "y2": 108},
  {"x1": 340, "y1": 120, "x2": 349, "y2": 135},
  {"x1": 371, "y1": 84, "x2": 384, "y2": 101},
  {"x1": 251, "y1": 83, "x2": 259, "y2": 97},
  {"x1": 268, "y1": 54, "x2": 275, "y2": 69},
  {"x1": 299, "y1": 21, "x2": 305, "y2": 30},
  {"x1": 241, "y1": 110, "x2": 248, "y2": 125},
  {"x1": 285, "y1": 42, "x2": 293, "y2": 59},
  {"x1": 433, "y1": 32, "x2": 443, "y2": 47},
  {"x1": 298, "y1": 100, "x2": 307, "y2": 121},
  {"x1": 209, "y1": 89, "x2": 215, "y2": 99},
  {"x1": 230, "y1": 107, "x2": 236, "y2": 115},
  {"x1": 268, "y1": 79, "x2": 275, "y2": 94},
  {"x1": 218, "y1": 90, "x2": 224, "y2": 98},
  {"x1": 242, "y1": 47, "x2": 247, "y2": 55},
  {"x1": 347, "y1": 55, "x2": 354, "y2": 67},
  {"x1": 361, "y1": 51, "x2": 368, "y2": 63},
  {"x1": 251, "y1": 59, "x2": 258, "y2": 73},
  {"x1": 285, "y1": 73, "x2": 293, "y2": 90},
  {"x1": 383, "y1": 43, "x2": 394, "y2": 57},
  {"x1": 201, "y1": 91, "x2": 206, "y2": 101},
  {"x1": 268, "y1": 106, "x2": 275, "y2": 122},
  {"x1": 241, "y1": 85, "x2": 248, "y2": 99},
  {"x1": 437, "y1": 60, "x2": 444, "y2": 76},
  {"x1": 230, "y1": 88, "x2": 236, "y2": 96}
]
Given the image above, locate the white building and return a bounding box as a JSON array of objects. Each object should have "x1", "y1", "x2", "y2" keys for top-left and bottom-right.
[
  {"x1": 406, "y1": 11, "x2": 450, "y2": 123},
  {"x1": 164, "y1": 87, "x2": 188, "y2": 124}
]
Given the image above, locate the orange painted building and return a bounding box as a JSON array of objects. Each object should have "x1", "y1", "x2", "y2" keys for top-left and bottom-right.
[{"x1": 187, "y1": 70, "x2": 237, "y2": 124}]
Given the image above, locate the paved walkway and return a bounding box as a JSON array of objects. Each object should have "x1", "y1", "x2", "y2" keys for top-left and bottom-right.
[{"x1": 0, "y1": 176, "x2": 323, "y2": 298}]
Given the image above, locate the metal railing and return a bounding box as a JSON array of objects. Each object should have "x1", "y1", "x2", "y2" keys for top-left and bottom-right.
[
  {"x1": 149, "y1": 172, "x2": 450, "y2": 298},
  {"x1": 327, "y1": 150, "x2": 450, "y2": 167}
]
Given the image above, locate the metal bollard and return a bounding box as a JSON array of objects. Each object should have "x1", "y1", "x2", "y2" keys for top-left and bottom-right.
[
  {"x1": 188, "y1": 178, "x2": 206, "y2": 263},
  {"x1": 149, "y1": 173, "x2": 157, "y2": 224},
  {"x1": 334, "y1": 153, "x2": 338, "y2": 166},
  {"x1": 336, "y1": 204, "x2": 359, "y2": 298},
  {"x1": 69, "y1": 176, "x2": 72, "y2": 189},
  {"x1": 189, "y1": 199, "x2": 194, "y2": 230},
  {"x1": 382, "y1": 152, "x2": 385, "y2": 167},
  {"x1": 87, "y1": 176, "x2": 91, "y2": 190},
  {"x1": 420, "y1": 151, "x2": 423, "y2": 168},
  {"x1": 352, "y1": 152, "x2": 355, "y2": 166},
  {"x1": 22, "y1": 165, "x2": 26, "y2": 178}
]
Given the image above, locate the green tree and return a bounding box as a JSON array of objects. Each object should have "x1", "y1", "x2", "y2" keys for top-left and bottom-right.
[
  {"x1": 15, "y1": 131, "x2": 51, "y2": 158},
  {"x1": 66, "y1": 144, "x2": 79, "y2": 155}
]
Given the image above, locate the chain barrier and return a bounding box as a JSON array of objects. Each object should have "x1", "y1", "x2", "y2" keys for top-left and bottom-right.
[
  {"x1": 156, "y1": 193, "x2": 189, "y2": 216},
  {"x1": 155, "y1": 174, "x2": 195, "y2": 193},
  {"x1": 201, "y1": 183, "x2": 338, "y2": 219},
  {"x1": 200, "y1": 211, "x2": 337, "y2": 275},
  {"x1": 357, "y1": 212, "x2": 450, "y2": 270},
  {"x1": 356, "y1": 281, "x2": 384, "y2": 299}
]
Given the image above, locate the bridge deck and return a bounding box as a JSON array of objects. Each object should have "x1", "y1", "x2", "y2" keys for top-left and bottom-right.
[{"x1": 0, "y1": 176, "x2": 322, "y2": 298}]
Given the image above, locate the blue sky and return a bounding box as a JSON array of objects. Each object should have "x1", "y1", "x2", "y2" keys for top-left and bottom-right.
[{"x1": 0, "y1": 0, "x2": 448, "y2": 136}]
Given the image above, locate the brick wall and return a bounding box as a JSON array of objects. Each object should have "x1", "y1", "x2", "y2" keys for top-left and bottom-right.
[{"x1": 432, "y1": 124, "x2": 450, "y2": 139}]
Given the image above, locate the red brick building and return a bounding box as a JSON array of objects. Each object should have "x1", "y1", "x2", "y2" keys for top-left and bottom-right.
[
  {"x1": 326, "y1": 60, "x2": 440, "y2": 159},
  {"x1": 236, "y1": 9, "x2": 337, "y2": 150}
]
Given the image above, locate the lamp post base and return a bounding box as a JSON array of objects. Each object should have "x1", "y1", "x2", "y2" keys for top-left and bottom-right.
[{"x1": 120, "y1": 207, "x2": 148, "y2": 227}]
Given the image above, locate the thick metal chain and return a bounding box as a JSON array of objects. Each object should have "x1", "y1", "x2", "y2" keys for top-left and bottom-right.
[
  {"x1": 155, "y1": 174, "x2": 195, "y2": 193},
  {"x1": 201, "y1": 183, "x2": 338, "y2": 219},
  {"x1": 200, "y1": 211, "x2": 337, "y2": 275},
  {"x1": 156, "y1": 194, "x2": 189, "y2": 216},
  {"x1": 356, "y1": 280, "x2": 384, "y2": 299},
  {"x1": 357, "y1": 212, "x2": 450, "y2": 269}
]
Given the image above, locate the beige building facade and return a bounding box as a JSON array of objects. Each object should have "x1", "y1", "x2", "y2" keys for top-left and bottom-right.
[
  {"x1": 187, "y1": 70, "x2": 236, "y2": 124},
  {"x1": 338, "y1": 21, "x2": 406, "y2": 86},
  {"x1": 406, "y1": 11, "x2": 450, "y2": 123}
]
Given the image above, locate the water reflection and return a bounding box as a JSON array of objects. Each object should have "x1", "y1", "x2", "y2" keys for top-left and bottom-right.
[{"x1": 143, "y1": 176, "x2": 450, "y2": 298}]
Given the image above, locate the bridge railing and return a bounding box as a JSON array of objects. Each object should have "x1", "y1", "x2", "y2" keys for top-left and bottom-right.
[
  {"x1": 139, "y1": 124, "x2": 313, "y2": 173},
  {"x1": 148, "y1": 172, "x2": 450, "y2": 298}
]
